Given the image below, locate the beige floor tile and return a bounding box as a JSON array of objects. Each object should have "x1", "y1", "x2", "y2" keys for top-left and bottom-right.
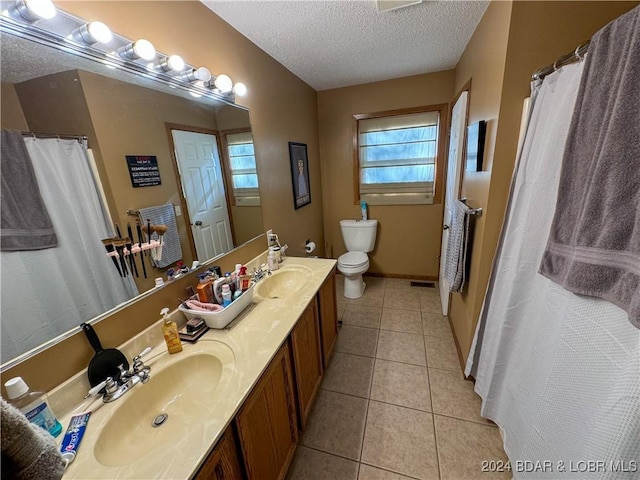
[
  {"x1": 361, "y1": 401, "x2": 439, "y2": 480},
  {"x1": 322, "y1": 352, "x2": 375, "y2": 398},
  {"x1": 419, "y1": 292, "x2": 443, "y2": 314},
  {"x1": 358, "y1": 464, "x2": 416, "y2": 480},
  {"x1": 370, "y1": 359, "x2": 431, "y2": 412},
  {"x1": 336, "y1": 325, "x2": 379, "y2": 357},
  {"x1": 421, "y1": 312, "x2": 453, "y2": 340},
  {"x1": 287, "y1": 446, "x2": 359, "y2": 480},
  {"x1": 343, "y1": 304, "x2": 383, "y2": 329},
  {"x1": 301, "y1": 390, "x2": 368, "y2": 460},
  {"x1": 363, "y1": 276, "x2": 386, "y2": 290},
  {"x1": 380, "y1": 309, "x2": 423, "y2": 334},
  {"x1": 377, "y1": 330, "x2": 426, "y2": 366},
  {"x1": 383, "y1": 290, "x2": 421, "y2": 311},
  {"x1": 434, "y1": 415, "x2": 509, "y2": 480},
  {"x1": 349, "y1": 287, "x2": 385, "y2": 307},
  {"x1": 429, "y1": 368, "x2": 490, "y2": 424},
  {"x1": 384, "y1": 278, "x2": 414, "y2": 291},
  {"x1": 424, "y1": 334, "x2": 461, "y2": 372},
  {"x1": 337, "y1": 302, "x2": 347, "y2": 321}
]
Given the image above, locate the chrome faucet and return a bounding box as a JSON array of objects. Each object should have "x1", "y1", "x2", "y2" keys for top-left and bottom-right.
[
  {"x1": 252, "y1": 263, "x2": 271, "y2": 282},
  {"x1": 88, "y1": 346, "x2": 154, "y2": 403}
]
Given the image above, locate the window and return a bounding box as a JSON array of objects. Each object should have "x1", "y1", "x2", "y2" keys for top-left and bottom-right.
[
  {"x1": 354, "y1": 105, "x2": 447, "y2": 205},
  {"x1": 225, "y1": 131, "x2": 260, "y2": 206}
]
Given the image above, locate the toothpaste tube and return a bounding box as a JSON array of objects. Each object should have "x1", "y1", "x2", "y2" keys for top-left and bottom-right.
[{"x1": 60, "y1": 412, "x2": 90, "y2": 466}]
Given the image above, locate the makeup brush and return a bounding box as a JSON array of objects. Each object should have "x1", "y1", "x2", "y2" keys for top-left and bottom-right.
[
  {"x1": 115, "y1": 224, "x2": 122, "y2": 239},
  {"x1": 126, "y1": 223, "x2": 139, "y2": 278},
  {"x1": 113, "y1": 239, "x2": 128, "y2": 276},
  {"x1": 136, "y1": 223, "x2": 147, "y2": 278},
  {"x1": 102, "y1": 238, "x2": 122, "y2": 277},
  {"x1": 124, "y1": 237, "x2": 138, "y2": 277},
  {"x1": 153, "y1": 225, "x2": 168, "y2": 263}
]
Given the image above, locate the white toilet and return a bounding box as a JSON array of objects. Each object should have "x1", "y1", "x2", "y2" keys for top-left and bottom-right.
[{"x1": 337, "y1": 219, "x2": 378, "y2": 299}]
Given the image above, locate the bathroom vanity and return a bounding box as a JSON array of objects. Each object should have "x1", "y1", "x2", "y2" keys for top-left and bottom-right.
[{"x1": 55, "y1": 256, "x2": 337, "y2": 480}]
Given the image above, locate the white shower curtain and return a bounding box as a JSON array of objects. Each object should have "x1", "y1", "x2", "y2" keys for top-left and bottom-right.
[
  {"x1": 466, "y1": 62, "x2": 640, "y2": 478},
  {"x1": 1, "y1": 138, "x2": 138, "y2": 363}
]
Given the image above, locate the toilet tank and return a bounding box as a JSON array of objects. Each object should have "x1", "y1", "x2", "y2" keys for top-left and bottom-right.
[{"x1": 340, "y1": 219, "x2": 378, "y2": 252}]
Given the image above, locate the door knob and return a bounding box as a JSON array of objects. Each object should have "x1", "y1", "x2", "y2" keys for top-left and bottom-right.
[
  {"x1": 194, "y1": 220, "x2": 202, "y2": 226},
  {"x1": 443, "y1": 225, "x2": 450, "y2": 230}
]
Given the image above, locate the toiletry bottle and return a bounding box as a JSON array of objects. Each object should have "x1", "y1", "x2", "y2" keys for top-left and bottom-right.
[
  {"x1": 268, "y1": 249, "x2": 279, "y2": 271},
  {"x1": 212, "y1": 277, "x2": 226, "y2": 304},
  {"x1": 361, "y1": 200, "x2": 368, "y2": 221},
  {"x1": 221, "y1": 284, "x2": 232, "y2": 307},
  {"x1": 272, "y1": 245, "x2": 282, "y2": 263},
  {"x1": 196, "y1": 274, "x2": 211, "y2": 303},
  {"x1": 161, "y1": 307, "x2": 182, "y2": 354},
  {"x1": 4, "y1": 377, "x2": 63, "y2": 437}
]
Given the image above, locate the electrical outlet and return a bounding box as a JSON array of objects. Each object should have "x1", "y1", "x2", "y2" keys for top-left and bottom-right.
[{"x1": 266, "y1": 229, "x2": 273, "y2": 247}]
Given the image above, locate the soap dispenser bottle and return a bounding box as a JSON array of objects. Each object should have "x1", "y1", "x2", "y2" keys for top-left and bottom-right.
[{"x1": 161, "y1": 307, "x2": 182, "y2": 354}]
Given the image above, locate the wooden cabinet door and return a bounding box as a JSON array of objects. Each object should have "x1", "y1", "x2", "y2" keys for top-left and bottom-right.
[
  {"x1": 290, "y1": 298, "x2": 324, "y2": 428},
  {"x1": 194, "y1": 426, "x2": 244, "y2": 480},
  {"x1": 235, "y1": 343, "x2": 298, "y2": 480},
  {"x1": 318, "y1": 270, "x2": 338, "y2": 369}
]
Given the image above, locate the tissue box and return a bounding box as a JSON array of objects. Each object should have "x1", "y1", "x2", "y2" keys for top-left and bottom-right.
[{"x1": 178, "y1": 283, "x2": 255, "y2": 329}]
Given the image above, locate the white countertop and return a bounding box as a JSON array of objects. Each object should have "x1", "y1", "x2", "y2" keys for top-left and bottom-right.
[{"x1": 57, "y1": 256, "x2": 336, "y2": 479}]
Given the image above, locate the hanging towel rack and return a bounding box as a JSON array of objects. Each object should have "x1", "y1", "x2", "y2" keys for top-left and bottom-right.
[{"x1": 461, "y1": 198, "x2": 483, "y2": 217}]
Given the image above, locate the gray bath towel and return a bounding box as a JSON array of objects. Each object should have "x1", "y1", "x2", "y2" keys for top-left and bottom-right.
[
  {"x1": 1, "y1": 397, "x2": 65, "y2": 480},
  {"x1": 138, "y1": 203, "x2": 183, "y2": 268},
  {"x1": 444, "y1": 200, "x2": 472, "y2": 292},
  {"x1": 1, "y1": 130, "x2": 57, "y2": 251},
  {"x1": 539, "y1": 5, "x2": 640, "y2": 328}
]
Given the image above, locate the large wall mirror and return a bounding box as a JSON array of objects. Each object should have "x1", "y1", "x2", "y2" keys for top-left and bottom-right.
[{"x1": 0, "y1": 24, "x2": 264, "y2": 365}]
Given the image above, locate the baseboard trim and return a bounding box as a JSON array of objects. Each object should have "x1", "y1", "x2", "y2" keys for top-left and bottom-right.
[{"x1": 366, "y1": 272, "x2": 438, "y2": 282}]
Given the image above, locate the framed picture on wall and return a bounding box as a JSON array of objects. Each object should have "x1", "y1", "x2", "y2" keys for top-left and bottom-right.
[
  {"x1": 466, "y1": 120, "x2": 487, "y2": 172},
  {"x1": 289, "y1": 142, "x2": 311, "y2": 209}
]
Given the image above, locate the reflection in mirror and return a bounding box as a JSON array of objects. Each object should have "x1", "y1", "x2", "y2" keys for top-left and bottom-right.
[{"x1": 0, "y1": 31, "x2": 264, "y2": 364}]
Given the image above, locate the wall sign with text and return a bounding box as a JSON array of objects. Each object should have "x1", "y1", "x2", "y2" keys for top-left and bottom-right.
[{"x1": 126, "y1": 155, "x2": 161, "y2": 187}]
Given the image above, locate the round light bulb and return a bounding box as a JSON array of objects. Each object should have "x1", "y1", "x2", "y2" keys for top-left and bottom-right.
[
  {"x1": 193, "y1": 67, "x2": 211, "y2": 82},
  {"x1": 232, "y1": 82, "x2": 247, "y2": 97},
  {"x1": 86, "y1": 21, "x2": 112, "y2": 44},
  {"x1": 214, "y1": 74, "x2": 233, "y2": 93},
  {"x1": 24, "y1": 0, "x2": 56, "y2": 20},
  {"x1": 132, "y1": 39, "x2": 156, "y2": 61},
  {"x1": 166, "y1": 55, "x2": 185, "y2": 72}
]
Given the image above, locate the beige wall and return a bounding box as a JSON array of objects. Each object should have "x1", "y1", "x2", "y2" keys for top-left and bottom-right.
[
  {"x1": 318, "y1": 71, "x2": 455, "y2": 278},
  {"x1": 449, "y1": 0, "x2": 512, "y2": 360},
  {"x1": 2, "y1": 0, "x2": 323, "y2": 391},
  {"x1": 449, "y1": 0, "x2": 639, "y2": 360}
]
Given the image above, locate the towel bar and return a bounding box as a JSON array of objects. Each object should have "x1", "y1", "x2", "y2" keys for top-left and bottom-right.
[{"x1": 460, "y1": 198, "x2": 483, "y2": 217}]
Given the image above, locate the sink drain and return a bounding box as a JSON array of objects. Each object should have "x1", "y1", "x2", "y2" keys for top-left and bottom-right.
[{"x1": 152, "y1": 413, "x2": 168, "y2": 427}]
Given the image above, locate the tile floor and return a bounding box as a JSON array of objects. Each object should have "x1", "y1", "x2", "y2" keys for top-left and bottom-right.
[{"x1": 286, "y1": 275, "x2": 509, "y2": 480}]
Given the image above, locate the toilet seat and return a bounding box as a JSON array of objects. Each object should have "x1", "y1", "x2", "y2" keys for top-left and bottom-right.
[{"x1": 338, "y1": 251, "x2": 368, "y2": 268}]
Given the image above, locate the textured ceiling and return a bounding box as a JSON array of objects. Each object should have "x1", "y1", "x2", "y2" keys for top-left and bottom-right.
[{"x1": 202, "y1": 0, "x2": 489, "y2": 91}]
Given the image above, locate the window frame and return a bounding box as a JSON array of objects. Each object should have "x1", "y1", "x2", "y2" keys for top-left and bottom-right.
[
  {"x1": 352, "y1": 104, "x2": 449, "y2": 205},
  {"x1": 220, "y1": 128, "x2": 261, "y2": 207}
]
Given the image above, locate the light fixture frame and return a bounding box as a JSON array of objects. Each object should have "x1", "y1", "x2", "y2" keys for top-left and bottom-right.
[{"x1": 0, "y1": 3, "x2": 242, "y2": 105}]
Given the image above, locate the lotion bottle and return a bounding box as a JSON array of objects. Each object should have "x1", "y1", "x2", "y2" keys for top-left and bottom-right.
[
  {"x1": 5, "y1": 377, "x2": 63, "y2": 437},
  {"x1": 161, "y1": 307, "x2": 182, "y2": 354},
  {"x1": 361, "y1": 200, "x2": 368, "y2": 221}
]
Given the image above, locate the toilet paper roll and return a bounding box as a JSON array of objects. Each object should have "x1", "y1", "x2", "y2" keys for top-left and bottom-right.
[{"x1": 305, "y1": 241, "x2": 316, "y2": 254}]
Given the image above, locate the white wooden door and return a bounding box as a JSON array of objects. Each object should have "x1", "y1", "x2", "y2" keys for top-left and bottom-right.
[
  {"x1": 439, "y1": 92, "x2": 468, "y2": 315},
  {"x1": 171, "y1": 130, "x2": 233, "y2": 261}
]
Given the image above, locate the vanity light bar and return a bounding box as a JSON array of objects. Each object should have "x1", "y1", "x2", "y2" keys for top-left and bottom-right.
[{"x1": 0, "y1": 0, "x2": 247, "y2": 104}]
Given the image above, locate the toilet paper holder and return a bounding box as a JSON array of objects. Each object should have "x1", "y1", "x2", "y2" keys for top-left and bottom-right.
[{"x1": 305, "y1": 239, "x2": 316, "y2": 254}]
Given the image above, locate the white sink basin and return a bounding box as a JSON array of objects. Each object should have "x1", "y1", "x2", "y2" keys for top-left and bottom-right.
[
  {"x1": 93, "y1": 341, "x2": 235, "y2": 467},
  {"x1": 254, "y1": 265, "x2": 314, "y2": 299}
]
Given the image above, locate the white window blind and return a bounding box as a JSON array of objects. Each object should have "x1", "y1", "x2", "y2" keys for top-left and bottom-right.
[
  {"x1": 358, "y1": 110, "x2": 439, "y2": 205},
  {"x1": 226, "y1": 132, "x2": 260, "y2": 206}
]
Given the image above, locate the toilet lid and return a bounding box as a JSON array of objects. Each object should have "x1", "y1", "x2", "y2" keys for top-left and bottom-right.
[{"x1": 338, "y1": 251, "x2": 368, "y2": 267}]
